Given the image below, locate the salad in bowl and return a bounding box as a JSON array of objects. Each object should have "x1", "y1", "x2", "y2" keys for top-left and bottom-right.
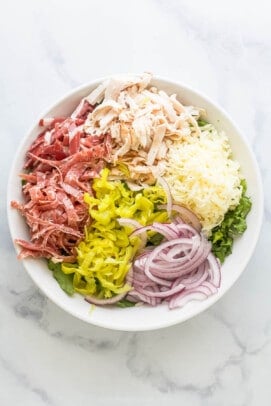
[{"x1": 8, "y1": 73, "x2": 262, "y2": 330}]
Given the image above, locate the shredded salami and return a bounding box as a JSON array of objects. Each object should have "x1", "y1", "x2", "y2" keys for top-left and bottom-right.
[{"x1": 11, "y1": 101, "x2": 112, "y2": 262}]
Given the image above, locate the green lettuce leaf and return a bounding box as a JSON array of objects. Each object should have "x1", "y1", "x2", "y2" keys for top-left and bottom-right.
[
  {"x1": 48, "y1": 260, "x2": 75, "y2": 296},
  {"x1": 209, "y1": 180, "x2": 252, "y2": 263},
  {"x1": 148, "y1": 232, "x2": 164, "y2": 246},
  {"x1": 116, "y1": 299, "x2": 136, "y2": 308}
]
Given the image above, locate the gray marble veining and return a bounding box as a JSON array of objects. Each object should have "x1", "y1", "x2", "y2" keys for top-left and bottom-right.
[{"x1": 1, "y1": 0, "x2": 270, "y2": 404}]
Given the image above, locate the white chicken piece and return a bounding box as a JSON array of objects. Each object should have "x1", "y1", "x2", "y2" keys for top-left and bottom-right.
[
  {"x1": 132, "y1": 115, "x2": 152, "y2": 149},
  {"x1": 169, "y1": 94, "x2": 185, "y2": 114},
  {"x1": 104, "y1": 72, "x2": 152, "y2": 101},
  {"x1": 147, "y1": 124, "x2": 166, "y2": 166},
  {"x1": 113, "y1": 132, "x2": 131, "y2": 162},
  {"x1": 143, "y1": 90, "x2": 177, "y2": 123},
  {"x1": 86, "y1": 100, "x2": 122, "y2": 133},
  {"x1": 85, "y1": 81, "x2": 108, "y2": 105}
]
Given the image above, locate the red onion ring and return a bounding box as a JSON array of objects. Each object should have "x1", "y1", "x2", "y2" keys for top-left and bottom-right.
[
  {"x1": 207, "y1": 252, "x2": 221, "y2": 287},
  {"x1": 201, "y1": 281, "x2": 218, "y2": 295},
  {"x1": 156, "y1": 176, "x2": 172, "y2": 218},
  {"x1": 135, "y1": 282, "x2": 185, "y2": 298},
  {"x1": 169, "y1": 291, "x2": 208, "y2": 309},
  {"x1": 117, "y1": 218, "x2": 147, "y2": 249},
  {"x1": 85, "y1": 291, "x2": 127, "y2": 306},
  {"x1": 159, "y1": 204, "x2": 202, "y2": 232},
  {"x1": 131, "y1": 223, "x2": 176, "y2": 241}
]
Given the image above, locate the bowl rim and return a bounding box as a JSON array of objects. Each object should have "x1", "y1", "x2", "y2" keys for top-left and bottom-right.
[{"x1": 7, "y1": 74, "x2": 264, "y2": 331}]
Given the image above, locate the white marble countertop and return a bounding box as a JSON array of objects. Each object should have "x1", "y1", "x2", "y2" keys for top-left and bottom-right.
[{"x1": 1, "y1": 0, "x2": 270, "y2": 404}]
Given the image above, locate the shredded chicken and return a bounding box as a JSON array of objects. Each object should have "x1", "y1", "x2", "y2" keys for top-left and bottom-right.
[{"x1": 84, "y1": 72, "x2": 202, "y2": 184}]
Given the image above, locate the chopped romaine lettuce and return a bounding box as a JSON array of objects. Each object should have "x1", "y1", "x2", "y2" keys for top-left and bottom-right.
[{"x1": 209, "y1": 180, "x2": 252, "y2": 263}]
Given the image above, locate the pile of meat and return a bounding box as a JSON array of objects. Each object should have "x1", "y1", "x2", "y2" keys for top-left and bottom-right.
[
  {"x1": 83, "y1": 72, "x2": 202, "y2": 185},
  {"x1": 11, "y1": 100, "x2": 111, "y2": 262}
]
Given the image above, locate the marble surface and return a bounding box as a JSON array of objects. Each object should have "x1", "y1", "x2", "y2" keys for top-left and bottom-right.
[{"x1": 1, "y1": 0, "x2": 270, "y2": 404}]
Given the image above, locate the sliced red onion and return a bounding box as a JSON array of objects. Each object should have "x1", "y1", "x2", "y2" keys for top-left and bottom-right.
[
  {"x1": 174, "y1": 216, "x2": 184, "y2": 225},
  {"x1": 117, "y1": 218, "x2": 147, "y2": 249},
  {"x1": 131, "y1": 223, "x2": 174, "y2": 241},
  {"x1": 159, "y1": 204, "x2": 202, "y2": 232},
  {"x1": 85, "y1": 291, "x2": 127, "y2": 306},
  {"x1": 169, "y1": 291, "x2": 208, "y2": 309},
  {"x1": 117, "y1": 218, "x2": 143, "y2": 229},
  {"x1": 201, "y1": 281, "x2": 218, "y2": 295},
  {"x1": 144, "y1": 238, "x2": 211, "y2": 279},
  {"x1": 181, "y1": 267, "x2": 208, "y2": 289},
  {"x1": 135, "y1": 254, "x2": 171, "y2": 287},
  {"x1": 128, "y1": 288, "x2": 161, "y2": 306},
  {"x1": 156, "y1": 176, "x2": 172, "y2": 218},
  {"x1": 150, "y1": 222, "x2": 180, "y2": 240},
  {"x1": 193, "y1": 284, "x2": 214, "y2": 296},
  {"x1": 136, "y1": 282, "x2": 185, "y2": 298},
  {"x1": 174, "y1": 222, "x2": 200, "y2": 236},
  {"x1": 128, "y1": 220, "x2": 221, "y2": 309},
  {"x1": 125, "y1": 294, "x2": 139, "y2": 303},
  {"x1": 126, "y1": 181, "x2": 144, "y2": 191},
  {"x1": 143, "y1": 267, "x2": 172, "y2": 287},
  {"x1": 207, "y1": 252, "x2": 221, "y2": 288}
]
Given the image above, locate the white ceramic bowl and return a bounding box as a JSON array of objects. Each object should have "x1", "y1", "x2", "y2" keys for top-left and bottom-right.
[{"x1": 7, "y1": 76, "x2": 263, "y2": 331}]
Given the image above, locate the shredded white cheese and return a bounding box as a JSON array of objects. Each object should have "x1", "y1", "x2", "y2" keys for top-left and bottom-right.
[{"x1": 164, "y1": 125, "x2": 242, "y2": 234}]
